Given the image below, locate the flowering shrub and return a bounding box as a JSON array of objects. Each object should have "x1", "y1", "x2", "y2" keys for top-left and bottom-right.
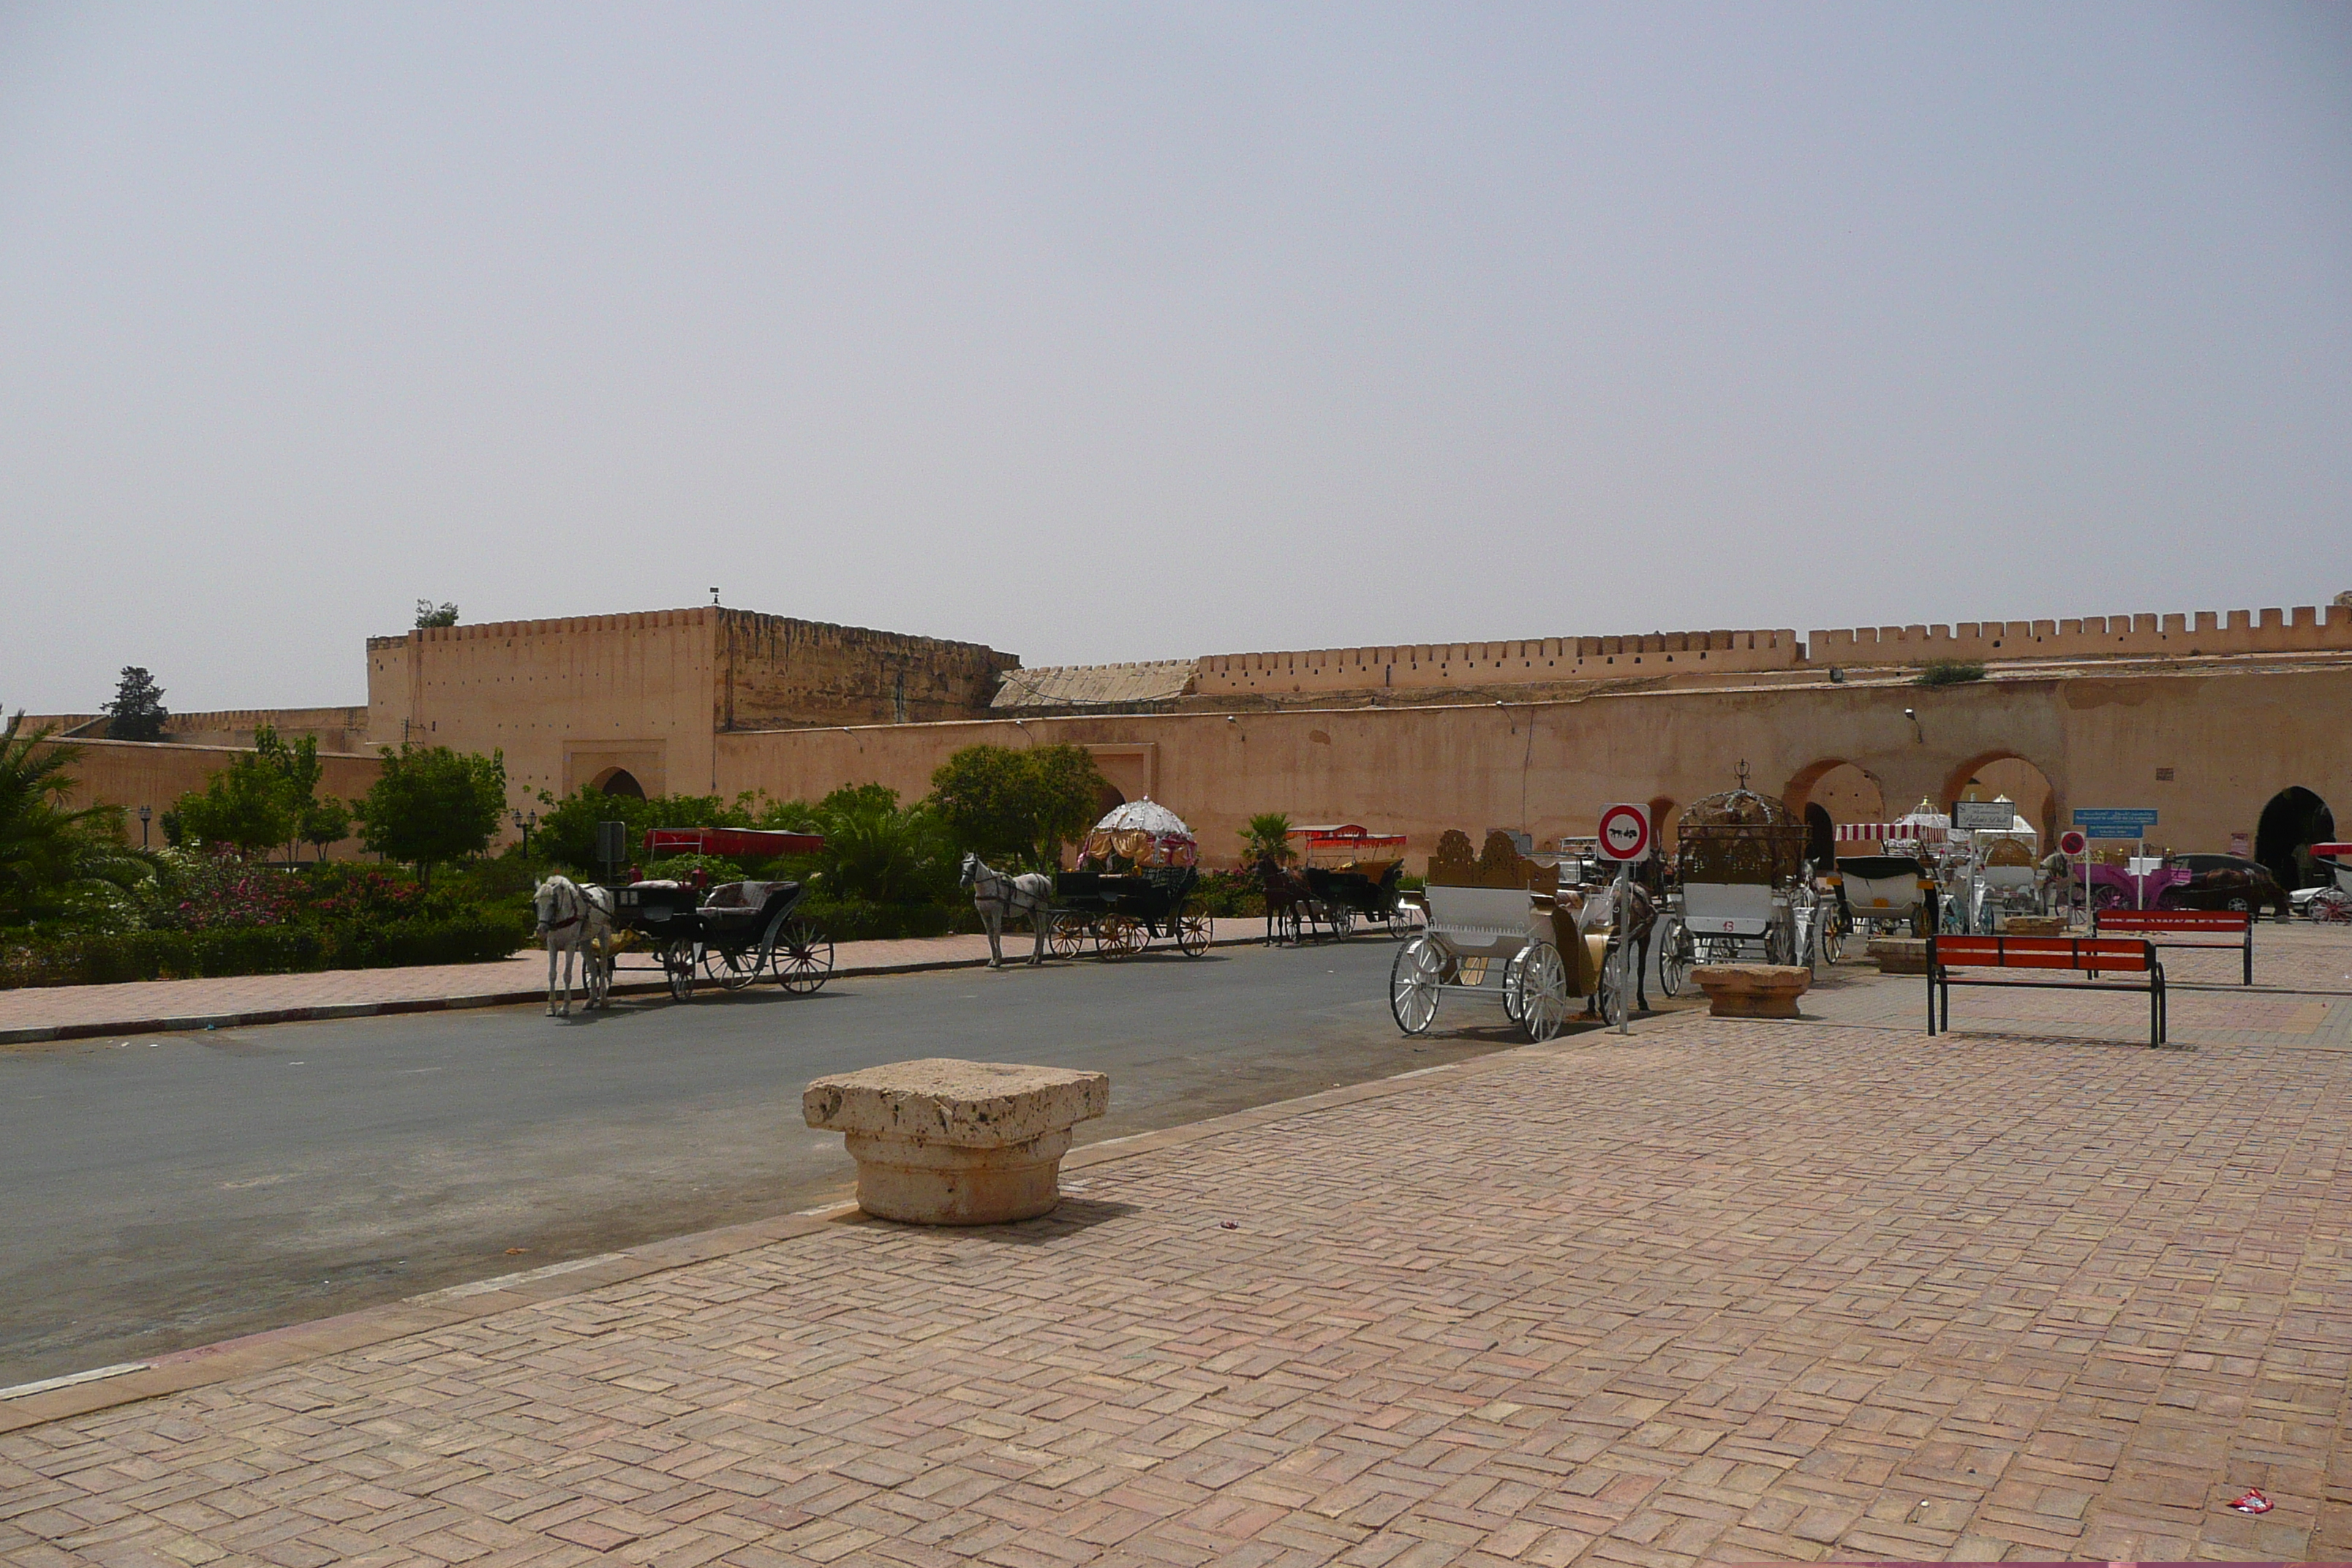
[
  {"x1": 296, "y1": 867, "x2": 425, "y2": 923},
  {"x1": 140, "y1": 850, "x2": 297, "y2": 931}
]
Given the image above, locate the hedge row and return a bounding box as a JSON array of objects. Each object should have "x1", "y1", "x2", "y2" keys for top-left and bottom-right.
[{"x1": 0, "y1": 915, "x2": 532, "y2": 990}]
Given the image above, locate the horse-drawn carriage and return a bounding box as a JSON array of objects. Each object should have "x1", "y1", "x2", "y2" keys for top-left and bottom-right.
[
  {"x1": 1049, "y1": 800, "x2": 1213, "y2": 960},
  {"x1": 1662, "y1": 783, "x2": 1824, "y2": 977},
  {"x1": 2300, "y1": 843, "x2": 2352, "y2": 923},
  {"x1": 1286, "y1": 824, "x2": 1414, "y2": 940},
  {"x1": 605, "y1": 827, "x2": 834, "y2": 1000},
  {"x1": 1389, "y1": 829, "x2": 1627, "y2": 1042}
]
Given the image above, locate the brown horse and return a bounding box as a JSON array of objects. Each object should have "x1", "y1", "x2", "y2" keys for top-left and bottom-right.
[
  {"x1": 1253, "y1": 853, "x2": 1316, "y2": 945},
  {"x1": 1578, "y1": 876, "x2": 1658, "y2": 1017}
]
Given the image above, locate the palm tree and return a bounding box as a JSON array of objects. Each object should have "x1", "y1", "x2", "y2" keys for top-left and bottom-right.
[
  {"x1": 0, "y1": 711, "x2": 154, "y2": 927},
  {"x1": 1240, "y1": 812, "x2": 1295, "y2": 865}
]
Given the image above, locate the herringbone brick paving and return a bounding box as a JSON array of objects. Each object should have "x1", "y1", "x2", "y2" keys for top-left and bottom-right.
[{"x1": 5, "y1": 970, "x2": 2351, "y2": 1564}]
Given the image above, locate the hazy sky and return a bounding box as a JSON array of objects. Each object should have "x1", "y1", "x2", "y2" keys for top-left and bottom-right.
[{"x1": 4, "y1": 2, "x2": 2347, "y2": 714}]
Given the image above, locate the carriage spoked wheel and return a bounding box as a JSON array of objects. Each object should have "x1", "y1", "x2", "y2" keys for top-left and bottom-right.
[
  {"x1": 661, "y1": 939, "x2": 698, "y2": 1001},
  {"x1": 1049, "y1": 914, "x2": 1089, "y2": 960},
  {"x1": 1506, "y1": 941, "x2": 1572, "y2": 1041},
  {"x1": 1095, "y1": 914, "x2": 1147, "y2": 960},
  {"x1": 1390, "y1": 936, "x2": 1444, "y2": 1035},
  {"x1": 772, "y1": 919, "x2": 833, "y2": 994},
  {"x1": 1593, "y1": 945, "x2": 1628, "y2": 1032},
  {"x1": 702, "y1": 934, "x2": 764, "y2": 991},
  {"x1": 1657, "y1": 924, "x2": 1692, "y2": 998},
  {"x1": 1820, "y1": 914, "x2": 1846, "y2": 965},
  {"x1": 1175, "y1": 897, "x2": 1212, "y2": 957},
  {"x1": 1330, "y1": 905, "x2": 1354, "y2": 941}
]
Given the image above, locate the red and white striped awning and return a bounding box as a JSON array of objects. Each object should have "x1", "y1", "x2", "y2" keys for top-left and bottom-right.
[{"x1": 1836, "y1": 821, "x2": 1950, "y2": 844}]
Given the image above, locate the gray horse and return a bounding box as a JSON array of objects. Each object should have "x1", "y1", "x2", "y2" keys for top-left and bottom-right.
[{"x1": 961, "y1": 852, "x2": 1055, "y2": 968}]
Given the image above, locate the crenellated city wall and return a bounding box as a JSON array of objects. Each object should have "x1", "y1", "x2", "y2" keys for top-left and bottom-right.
[{"x1": 1808, "y1": 602, "x2": 2352, "y2": 667}]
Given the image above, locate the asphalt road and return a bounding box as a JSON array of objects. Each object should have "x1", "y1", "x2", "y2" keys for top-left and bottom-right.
[{"x1": 0, "y1": 938, "x2": 1558, "y2": 1387}]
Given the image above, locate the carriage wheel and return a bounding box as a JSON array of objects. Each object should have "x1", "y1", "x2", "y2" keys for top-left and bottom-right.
[
  {"x1": 1509, "y1": 941, "x2": 1572, "y2": 1041},
  {"x1": 1175, "y1": 898, "x2": 1212, "y2": 957},
  {"x1": 1390, "y1": 936, "x2": 1444, "y2": 1036},
  {"x1": 1050, "y1": 913, "x2": 1089, "y2": 960},
  {"x1": 703, "y1": 943, "x2": 761, "y2": 992},
  {"x1": 1277, "y1": 906, "x2": 1303, "y2": 947},
  {"x1": 1820, "y1": 914, "x2": 1845, "y2": 965},
  {"x1": 1330, "y1": 906, "x2": 1354, "y2": 941},
  {"x1": 1586, "y1": 945, "x2": 1623, "y2": 1031},
  {"x1": 1764, "y1": 919, "x2": 1793, "y2": 967},
  {"x1": 1096, "y1": 914, "x2": 1146, "y2": 960},
  {"x1": 1658, "y1": 926, "x2": 1691, "y2": 998},
  {"x1": 661, "y1": 939, "x2": 697, "y2": 1001},
  {"x1": 772, "y1": 920, "x2": 833, "y2": 994}
]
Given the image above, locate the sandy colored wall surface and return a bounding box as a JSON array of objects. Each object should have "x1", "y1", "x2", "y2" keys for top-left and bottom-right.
[
  {"x1": 714, "y1": 667, "x2": 2352, "y2": 869},
  {"x1": 38, "y1": 738, "x2": 384, "y2": 859},
  {"x1": 368, "y1": 611, "x2": 721, "y2": 814},
  {"x1": 1198, "y1": 628, "x2": 1802, "y2": 698},
  {"x1": 719, "y1": 611, "x2": 1015, "y2": 730}
]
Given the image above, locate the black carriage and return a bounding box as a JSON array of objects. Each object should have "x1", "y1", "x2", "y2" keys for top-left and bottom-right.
[
  {"x1": 1049, "y1": 800, "x2": 1213, "y2": 959},
  {"x1": 1050, "y1": 867, "x2": 1213, "y2": 959},
  {"x1": 1289, "y1": 825, "x2": 1414, "y2": 940},
  {"x1": 606, "y1": 828, "x2": 834, "y2": 1000}
]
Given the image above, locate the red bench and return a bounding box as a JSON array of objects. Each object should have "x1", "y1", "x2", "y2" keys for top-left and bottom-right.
[
  {"x1": 2092, "y1": 908, "x2": 2253, "y2": 986},
  {"x1": 1927, "y1": 935, "x2": 2166, "y2": 1049}
]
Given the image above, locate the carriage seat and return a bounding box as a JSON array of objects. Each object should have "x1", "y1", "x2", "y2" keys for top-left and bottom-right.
[{"x1": 701, "y1": 879, "x2": 799, "y2": 913}]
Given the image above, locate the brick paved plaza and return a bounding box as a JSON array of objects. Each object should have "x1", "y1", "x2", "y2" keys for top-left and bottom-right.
[{"x1": 4, "y1": 937, "x2": 2349, "y2": 1566}]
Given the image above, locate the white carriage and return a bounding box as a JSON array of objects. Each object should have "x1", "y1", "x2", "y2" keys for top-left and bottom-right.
[
  {"x1": 1390, "y1": 829, "x2": 1623, "y2": 1042},
  {"x1": 1663, "y1": 783, "x2": 1823, "y2": 976},
  {"x1": 2303, "y1": 843, "x2": 2352, "y2": 923},
  {"x1": 1831, "y1": 804, "x2": 1953, "y2": 937}
]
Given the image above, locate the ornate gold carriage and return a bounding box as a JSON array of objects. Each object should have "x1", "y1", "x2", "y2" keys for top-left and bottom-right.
[{"x1": 1666, "y1": 783, "x2": 1820, "y2": 971}]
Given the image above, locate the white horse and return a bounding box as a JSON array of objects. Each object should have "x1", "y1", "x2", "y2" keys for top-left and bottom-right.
[
  {"x1": 960, "y1": 852, "x2": 1054, "y2": 968},
  {"x1": 534, "y1": 875, "x2": 614, "y2": 1016}
]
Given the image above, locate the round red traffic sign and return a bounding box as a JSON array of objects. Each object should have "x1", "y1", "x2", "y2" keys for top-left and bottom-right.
[
  {"x1": 2059, "y1": 830, "x2": 2087, "y2": 856},
  {"x1": 1597, "y1": 803, "x2": 1652, "y2": 862}
]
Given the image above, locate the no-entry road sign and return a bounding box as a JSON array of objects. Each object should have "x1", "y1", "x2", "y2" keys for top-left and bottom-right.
[
  {"x1": 2059, "y1": 830, "x2": 2088, "y2": 856},
  {"x1": 1597, "y1": 802, "x2": 1653, "y2": 862}
]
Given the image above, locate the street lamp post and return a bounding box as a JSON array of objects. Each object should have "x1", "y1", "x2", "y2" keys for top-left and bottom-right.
[
  {"x1": 512, "y1": 810, "x2": 537, "y2": 856},
  {"x1": 137, "y1": 804, "x2": 151, "y2": 848}
]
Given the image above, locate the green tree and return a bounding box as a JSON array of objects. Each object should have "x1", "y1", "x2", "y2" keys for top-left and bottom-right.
[
  {"x1": 358, "y1": 745, "x2": 508, "y2": 891},
  {"x1": 255, "y1": 725, "x2": 325, "y2": 859},
  {"x1": 928, "y1": 743, "x2": 1108, "y2": 870},
  {"x1": 415, "y1": 600, "x2": 459, "y2": 628},
  {"x1": 172, "y1": 751, "x2": 297, "y2": 859},
  {"x1": 102, "y1": 666, "x2": 168, "y2": 742},
  {"x1": 300, "y1": 796, "x2": 353, "y2": 859},
  {"x1": 0, "y1": 712, "x2": 152, "y2": 927}
]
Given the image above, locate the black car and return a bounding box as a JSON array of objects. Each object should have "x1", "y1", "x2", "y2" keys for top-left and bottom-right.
[{"x1": 2158, "y1": 853, "x2": 2291, "y2": 918}]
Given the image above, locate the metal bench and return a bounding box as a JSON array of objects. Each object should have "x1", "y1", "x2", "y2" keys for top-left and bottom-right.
[
  {"x1": 1927, "y1": 935, "x2": 2167, "y2": 1049},
  {"x1": 2092, "y1": 908, "x2": 2252, "y2": 986}
]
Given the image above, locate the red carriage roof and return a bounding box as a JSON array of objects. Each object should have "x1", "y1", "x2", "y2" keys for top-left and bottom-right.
[{"x1": 644, "y1": 826, "x2": 824, "y2": 859}]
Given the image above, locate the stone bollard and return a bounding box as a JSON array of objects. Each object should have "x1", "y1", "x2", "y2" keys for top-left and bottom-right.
[
  {"x1": 1868, "y1": 936, "x2": 1931, "y2": 975},
  {"x1": 1691, "y1": 963, "x2": 1811, "y2": 1019},
  {"x1": 803, "y1": 1058, "x2": 1109, "y2": 1226}
]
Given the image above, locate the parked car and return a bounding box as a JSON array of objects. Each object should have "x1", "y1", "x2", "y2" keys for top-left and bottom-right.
[{"x1": 2157, "y1": 853, "x2": 2291, "y2": 919}]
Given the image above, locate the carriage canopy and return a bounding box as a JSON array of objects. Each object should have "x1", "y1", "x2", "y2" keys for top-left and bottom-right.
[
  {"x1": 1078, "y1": 798, "x2": 1199, "y2": 868},
  {"x1": 1286, "y1": 823, "x2": 1408, "y2": 872},
  {"x1": 644, "y1": 826, "x2": 825, "y2": 859},
  {"x1": 1676, "y1": 786, "x2": 1809, "y2": 885}
]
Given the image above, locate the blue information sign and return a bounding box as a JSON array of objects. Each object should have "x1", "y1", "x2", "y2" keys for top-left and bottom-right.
[{"x1": 2073, "y1": 807, "x2": 2159, "y2": 839}]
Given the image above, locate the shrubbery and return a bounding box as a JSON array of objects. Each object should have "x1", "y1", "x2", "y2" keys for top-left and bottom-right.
[{"x1": 0, "y1": 912, "x2": 527, "y2": 989}]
